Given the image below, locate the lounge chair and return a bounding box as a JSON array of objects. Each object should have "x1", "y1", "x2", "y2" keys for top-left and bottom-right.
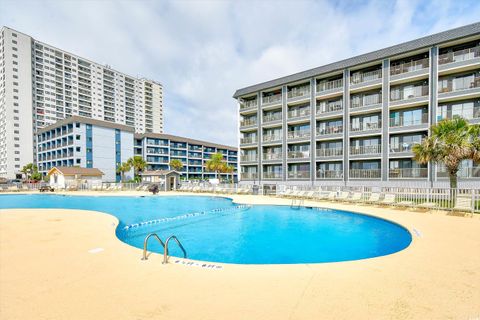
[
  {"x1": 347, "y1": 192, "x2": 362, "y2": 203},
  {"x1": 279, "y1": 189, "x2": 292, "y2": 198},
  {"x1": 8, "y1": 186, "x2": 19, "y2": 192},
  {"x1": 305, "y1": 191, "x2": 315, "y2": 199},
  {"x1": 416, "y1": 202, "x2": 437, "y2": 211},
  {"x1": 365, "y1": 192, "x2": 381, "y2": 205},
  {"x1": 294, "y1": 191, "x2": 307, "y2": 199},
  {"x1": 453, "y1": 196, "x2": 473, "y2": 216},
  {"x1": 327, "y1": 191, "x2": 337, "y2": 201},
  {"x1": 336, "y1": 191, "x2": 350, "y2": 202},
  {"x1": 379, "y1": 193, "x2": 396, "y2": 206}
]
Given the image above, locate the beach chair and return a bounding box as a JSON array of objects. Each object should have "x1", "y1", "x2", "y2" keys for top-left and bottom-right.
[
  {"x1": 327, "y1": 191, "x2": 337, "y2": 201},
  {"x1": 365, "y1": 192, "x2": 381, "y2": 205},
  {"x1": 416, "y1": 202, "x2": 437, "y2": 211},
  {"x1": 346, "y1": 192, "x2": 362, "y2": 203},
  {"x1": 305, "y1": 191, "x2": 315, "y2": 199},
  {"x1": 279, "y1": 189, "x2": 292, "y2": 198},
  {"x1": 453, "y1": 196, "x2": 473, "y2": 216},
  {"x1": 379, "y1": 193, "x2": 396, "y2": 206},
  {"x1": 8, "y1": 185, "x2": 19, "y2": 192},
  {"x1": 336, "y1": 191, "x2": 350, "y2": 202}
]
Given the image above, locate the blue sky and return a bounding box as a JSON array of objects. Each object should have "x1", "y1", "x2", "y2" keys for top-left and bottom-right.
[{"x1": 1, "y1": 0, "x2": 479, "y2": 146}]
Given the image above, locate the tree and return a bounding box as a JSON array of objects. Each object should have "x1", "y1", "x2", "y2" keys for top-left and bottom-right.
[
  {"x1": 169, "y1": 159, "x2": 184, "y2": 172},
  {"x1": 21, "y1": 163, "x2": 38, "y2": 180},
  {"x1": 205, "y1": 153, "x2": 226, "y2": 179},
  {"x1": 222, "y1": 164, "x2": 235, "y2": 185},
  {"x1": 30, "y1": 172, "x2": 43, "y2": 182},
  {"x1": 116, "y1": 162, "x2": 131, "y2": 182},
  {"x1": 413, "y1": 117, "x2": 479, "y2": 189},
  {"x1": 127, "y1": 156, "x2": 147, "y2": 180}
]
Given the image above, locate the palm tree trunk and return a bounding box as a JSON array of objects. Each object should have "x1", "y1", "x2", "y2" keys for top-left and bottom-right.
[{"x1": 448, "y1": 170, "x2": 458, "y2": 208}]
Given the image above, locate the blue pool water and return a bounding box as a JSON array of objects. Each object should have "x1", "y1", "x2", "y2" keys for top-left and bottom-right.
[{"x1": 0, "y1": 194, "x2": 411, "y2": 264}]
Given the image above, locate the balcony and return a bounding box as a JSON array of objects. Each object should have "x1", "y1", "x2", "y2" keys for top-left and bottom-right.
[
  {"x1": 240, "y1": 99, "x2": 257, "y2": 111},
  {"x1": 390, "y1": 57, "x2": 429, "y2": 81},
  {"x1": 389, "y1": 143, "x2": 417, "y2": 154},
  {"x1": 263, "y1": 153, "x2": 283, "y2": 161},
  {"x1": 263, "y1": 134, "x2": 282, "y2": 144},
  {"x1": 240, "y1": 137, "x2": 257, "y2": 145},
  {"x1": 350, "y1": 144, "x2": 381, "y2": 156},
  {"x1": 316, "y1": 125, "x2": 343, "y2": 137},
  {"x1": 316, "y1": 78, "x2": 343, "y2": 96},
  {"x1": 262, "y1": 93, "x2": 282, "y2": 106},
  {"x1": 390, "y1": 85, "x2": 428, "y2": 106},
  {"x1": 438, "y1": 77, "x2": 480, "y2": 101},
  {"x1": 437, "y1": 166, "x2": 480, "y2": 178},
  {"x1": 350, "y1": 69, "x2": 382, "y2": 89},
  {"x1": 263, "y1": 172, "x2": 282, "y2": 179},
  {"x1": 389, "y1": 113, "x2": 428, "y2": 129},
  {"x1": 350, "y1": 92, "x2": 382, "y2": 111},
  {"x1": 316, "y1": 100, "x2": 343, "y2": 115},
  {"x1": 288, "y1": 170, "x2": 310, "y2": 179},
  {"x1": 389, "y1": 168, "x2": 428, "y2": 179},
  {"x1": 316, "y1": 148, "x2": 343, "y2": 158},
  {"x1": 316, "y1": 170, "x2": 343, "y2": 179},
  {"x1": 240, "y1": 154, "x2": 258, "y2": 162},
  {"x1": 287, "y1": 151, "x2": 310, "y2": 160},
  {"x1": 287, "y1": 130, "x2": 311, "y2": 140},
  {"x1": 287, "y1": 85, "x2": 310, "y2": 101},
  {"x1": 350, "y1": 121, "x2": 381, "y2": 133},
  {"x1": 287, "y1": 108, "x2": 311, "y2": 120},
  {"x1": 241, "y1": 172, "x2": 258, "y2": 180},
  {"x1": 240, "y1": 118, "x2": 258, "y2": 128},
  {"x1": 438, "y1": 46, "x2": 480, "y2": 72},
  {"x1": 349, "y1": 169, "x2": 381, "y2": 179},
  {"x1": 263, "y1": 113, "x2": 282, "y2": 124}
]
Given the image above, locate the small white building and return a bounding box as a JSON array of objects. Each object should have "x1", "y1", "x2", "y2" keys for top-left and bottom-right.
[
  {"x1": 48, "y1": 166, "x2": 104, "y2": 189},
  {"x1": 140, "y1": 170, "x2": 180, "y2": 191}
]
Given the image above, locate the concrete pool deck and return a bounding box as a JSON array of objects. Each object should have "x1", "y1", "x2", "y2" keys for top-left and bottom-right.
[{"x1": 1, "y1": 191, "x2": 479, "y2": 319}]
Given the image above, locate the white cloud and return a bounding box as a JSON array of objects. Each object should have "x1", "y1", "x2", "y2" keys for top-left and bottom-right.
[{"x1": 1, "y1": 0, "x2": 479, "y2": 146}]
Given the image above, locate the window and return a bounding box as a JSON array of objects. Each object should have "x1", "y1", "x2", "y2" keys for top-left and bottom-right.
[{"x1": 76, "y1": 135, "x2": 80, "y2": 140}]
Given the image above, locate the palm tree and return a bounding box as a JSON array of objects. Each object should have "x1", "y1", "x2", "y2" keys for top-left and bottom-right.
[
  {"x1": 169, "y1": 159, "x2": 184, "y2": 172},
  {"x1": 21, "y1": 163, "x2": 38, "y2": 181},
  {"x1": 413, "y1": 117, "x2": 479, "y2": 189},
  {"x1": 205, "y1": 152, "x2": 226, "y2": 179},
  {"x1": 116, "y1": 162, "x2": 131, "y2": 182},
  {"x1": 222, "y1": 164, "x2": 235, "y2": 185},
  {"x1": 127, "y1": 156, "x2": 147, "y2": 180}
]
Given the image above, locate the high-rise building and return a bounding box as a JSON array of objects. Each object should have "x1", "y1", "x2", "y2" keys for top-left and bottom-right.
[
  {"x1": 234, "y1": 23, "x2": 480, "y2": 188},
  {"x1": 0, "y1": 26, "x2": 163, "y2": 179}
]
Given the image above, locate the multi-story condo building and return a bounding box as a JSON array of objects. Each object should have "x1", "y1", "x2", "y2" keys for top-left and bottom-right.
[
  {"x1": 234, "y1": 23, "x2": 480, "y2": 188},
  {"x1": 37, "y1": 116, "x2": 134, "y2": 182},
  {"x1": 134, "y1": 133, "x2": 238, "y2": 181},
  {"x1": 0, "y1": 26, "x2": 163, "y2": 179}
]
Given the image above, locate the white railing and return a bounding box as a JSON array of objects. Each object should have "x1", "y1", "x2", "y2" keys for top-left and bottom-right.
[
  {"x1": 288, "y1": 170, "x2": 310, "y2": 179},
  {"x1": 240, "y1": 118, "x2": 257, "y2": 127},
  {"x1": 287, "y1": 86, "x2": 310, "y2": 99},
  {"x1": 438, "y1": 46, "x2": 480, "y2": 65},
  {"x1": 438, "y1": 77, "x2": 480, "y2": 93},
  {"x1": 350, "y1": 69, "x2": 382, "y2": 84},
  {"x1": 263, "y1": 134, "x2": 282, "y2": 143},
  {"x1": 288, "y1": 108, "x2": 311, "y2": 119},
  {"x1": 240, "y1": 154, "x2": 258, "y2": 162},
  {"x1": 240, "y1": 172, "x2": 257, "y2": 180},
  {"x1": 349, "y1": 169, "x2": 381, "y2": 179},
  {"x1": 263, "y1": 153, "x2": 283, "y2": 160},
  {"x1": 390, "y1": 57, "x2": 429, "y2": 75},
  {"x1": 389, "y1": 113, "x2": 428, "y2": 127},
  {"x1": 240, "y1": 137, "x2": 257, "y2": 144},
  {"x1": 437, "y1": 166, "x2": 480, "y2": 179},
  {"x1": 389, "y1": 168, "x2": 428, "y2": 179},
  {"x1": 316, "y1": 78, "x2": 343, "y2": 92},
  {"x1": 316, "y1": 148, "x2": 343, "y2": 157},
  {"x1": 350, "y1": 144, "x2": 381, "y2": 155},
  {"x1": 316, "y1": 170, "x2": 343, "y2": 179},
  {"x1": 287, "y1": 151, "x2": 310, "y2": 159},
  {"x1": 316, "y1": 100, "x2": 343, "y2": 114},
  {"x1": 240, "y1": 99, "x2": 257, "y2": 110},
  {"x1": 350, "y1": 93, "x2": 382, "y2": 108},
  {"x1": 263, "y1": 172, "x2": 282, "y2": 179},
  {"x1": 350, "y1": 121, "x2": 381, "y2": 132},
  {"x1": 316, "y1": 125, "x2": 343, "y2": 135},
  {"x1": 390, "y1": 85, "x2": 428, "y2": 101},
  {"x1": 263, "y1": 113, "x2": 282, "y2": 123},
  {"x1": 287, "y1": 130, "x2": 310, "y2": 140},
  {"x1": 389, "y1": 143, "x2": 417, "y2": 153},
  {"x1": 262, "y1": 93, "x2": 282, "y2": 105}
]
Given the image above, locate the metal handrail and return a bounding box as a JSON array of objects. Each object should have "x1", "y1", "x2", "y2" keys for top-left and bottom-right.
[
  {"x1": 163, "y1": 235, "x2": 187, "y2": 264},
  {"x1": 141, "y1": 233, "x2": 165, "y2": 260}
]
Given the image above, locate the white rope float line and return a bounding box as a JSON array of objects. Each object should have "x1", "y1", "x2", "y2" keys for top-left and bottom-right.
[{"x1": 123, "y1": 205, "x2": 252, "y2": 231}]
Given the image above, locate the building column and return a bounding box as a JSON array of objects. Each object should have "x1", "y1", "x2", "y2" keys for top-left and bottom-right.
[
  {"x1": 343, "y1": 68, "x2": 350, "y2": 186},
  {"x1": 282, "y1": 85, "x2": 288, "y2": 182},
  {"x1": 382, "y1": 59, "x2": 390, "y2": 182},
  {"x1": 310, "y1": 77, "x2": 316, "y2": 185},
  {"x1": 429, "y1": 46, "x2": 438, "y2": 186},
  {"x1": 256, "y1": 92, "x2": 262, "y2": 184}
]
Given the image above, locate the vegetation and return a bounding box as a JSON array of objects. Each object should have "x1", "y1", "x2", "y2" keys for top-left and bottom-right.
[
  {"x1": 21, "y1": 163, "x2": 42, "y2": 182},
  {"x1": 205, "y1": 153, "x2": 227, "y2": 180},
  {"x1": 116, "y1": 162, "x2": 131, "y2": 182},
  {"x1": 169, "y1": 159, "x2": 184, "y2": 172},
  {"x1": 413, "y1": 117, "x2": 480, "y2": 189},
  {"x1": 221, "y1": 164, "x2": 235, "y2": 185},
  {"x1": 127, "y1": 156, "x2": 147, "y2": 180}
]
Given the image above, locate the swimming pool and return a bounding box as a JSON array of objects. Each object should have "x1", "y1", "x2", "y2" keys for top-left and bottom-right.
[{"x1": 0, "y1": 194, "x2": 412, "y2": 264}]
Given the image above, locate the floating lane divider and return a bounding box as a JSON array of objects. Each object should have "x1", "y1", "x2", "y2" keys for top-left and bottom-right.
[{"x1": 123, "y1": 205, "x2": 252, "y2": 232}]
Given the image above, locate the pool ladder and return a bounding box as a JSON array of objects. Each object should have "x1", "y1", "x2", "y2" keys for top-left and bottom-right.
[
  {"x1": 141, "y1": 233, "x2": 187, "y2": 264},
  {"x1": 291, "y1": 198, "x2": 304, "y2": 209}
]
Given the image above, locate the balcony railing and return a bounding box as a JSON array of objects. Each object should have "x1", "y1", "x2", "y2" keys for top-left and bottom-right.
[
  {"x1": 316, "y1": 148, "x2": 343, "y2": 157},
  {"x1": 240, "y1": 137, "x2": 257, "y2": 144},
  {"x1": 240, "y1": 118, "x2": 257, "y2": 127},
  {"x1": 350, "y1": 121, "x2": 381, "y2": 132},
  {"x1": 389, "y1": 113, "x2": 428, "y2": 127},
  {"x1": 438, "y1": 46, "x2": 480, "y2": 65},
  {"x1": 287, "y1": 86, "x2": 310, "y2": 99},
  {"x1": 316, "y1": 170, "x2": 343, "y2": 179},
  {"x1": 350, "y1": 144, "x2": 381, "y2": 155},
  {"x1": 263, "y1": 134, "x2": 282, "y2": 143},
  {"x1": 240, "y1": 155, "x2": 258, "y2": 162},
  {"x1": 263, "y1": 172, "x2": 282, "y2": 179},
  {"x1": 350, "y1": 69, "x2": 382, "y2": 84},
  {"x1": 390, "y1": 85, "x2": 429, "y2": 102},
  {"x1": 263, "y1": 113, "x2": 282, "y2": 123},
  {"x1": 390, "y1": 58, "x2": 429, "y2": 76},
  {"x1": 438, "y1": 77, "x2": 480, "y2": 93},
  {"x1": 241, "y1": 172, "x2": 257, "y2": 180},
  {"x1": 437, "y1": 166, "x2": 480, "y2": 178},
  {"x1": 263, "y1": 152, "x2": 283, "y2": 160},
  {"x1": 316, "y1": 125, "x2": 343, "y2": 135},
  {"x1": 349, "y1": 169, "x2": 381, "y2": 179},
  {"x1": 240, "y1": 99, "x2": 257, "y2": 110},
  {"x1": 316, "y1": 100, "x2": 343, "y2": 114},
  {"x1": 316, "y1": 79, "x2": 343, "y2": 93},
  {"x1": 350, "y1": 93, "x2": 382, "y2": 108},
  {"x1": 262, "y1": 93, "x2": 282, "y2": 105},
  {"x1": 288, "y1": 170, "x2": 310, "y2": 179},
  {"x1": 389, "y1": 168, "x2": 428, "y2": 179},
  {"x1": 287, "y1": 108, "x2": 311, "y2": 119},
  {"x1": 389, "y1": 143, "x2": 417, "y2": 153},
  {"x1": 287, "y1": 130, "x2": 310, "y2": 140},
  {"x1": 287, "y1": 151, "x2": 310, "y2": 159}
]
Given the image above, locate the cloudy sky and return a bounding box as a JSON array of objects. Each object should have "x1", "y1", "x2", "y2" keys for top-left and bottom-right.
[{"x1": 1, "y1": 0, "x2": 479, "y2": 145}]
